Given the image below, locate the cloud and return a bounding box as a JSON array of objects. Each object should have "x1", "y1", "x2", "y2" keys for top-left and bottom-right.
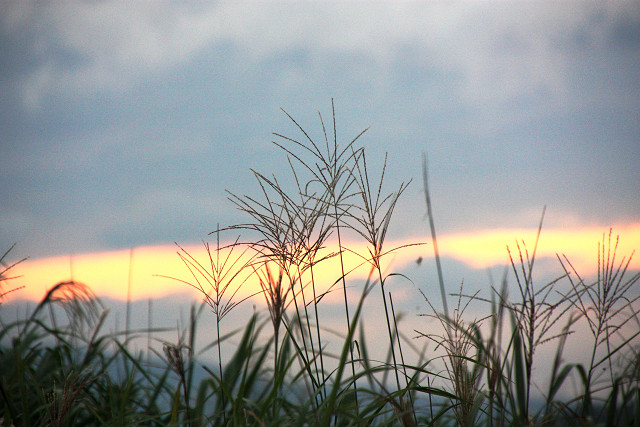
[
  {"x1": 1, "y1": 2, "x2": 221, "y2": 109},
  {"x1": 1, "y1": 1, "x2": 637, "y2": 263},
  {"x1": 4, "y1": 2, "x2": 637, "y2": 111}
]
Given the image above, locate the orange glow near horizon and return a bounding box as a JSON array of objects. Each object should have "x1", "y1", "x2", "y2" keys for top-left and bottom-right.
[
  {"x1": 436, "y1": 223, "x2": 640, "y2": 273},
  {"x1": 4, "y1": 243, "x2": 381, "y2": 304},
  {"x1": 4, "y1": 223, "x2": 638, "y2": 304}
]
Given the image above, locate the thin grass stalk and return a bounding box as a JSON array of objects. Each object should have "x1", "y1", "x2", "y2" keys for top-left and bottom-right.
[
  {"x1": 284, "y1": 113, "x2": 355, "y2": 404},
  {"x1": 503, "y1": 206, "x2": 576, "y2": 421},
  {"x1": 215, "y1": 306, "x2": 225, "y2": 424},
  {"x1": 333, "y1": 206, "x2": 359, "y2": 410},
  {"x1": 378, "y1": 270, "x2": 403, "y2": 394},
  {"x1": 279, "y1": 309, "x2": 323, "y2": 411},
  {"x1": 422, "y1": 153, "x2": 449, "y2": 320},
  {"x1": 287, "y1": 270, "x2": 320, "y2": 404},
  {"x1": 160, "y1": 227, "x2": 262, "y2": 424},
  {"x1": 321, "y1": 101, "x2": 365, "y2": 412},
  {"x1": 320, "y1": 279, "x2": 375, "y2": 426},
  {"x1": 356, "y1": 149, "x2": 403, "y2": 391},
  {"x1": 523, "y1": 208, "x2": 546, "y2": 417},
  {"x1": 282, "y1": 190, "x2": 324, "y2": 390},
  {"x1": 544, "y1": 312, "x2": 578, "y2": 418},
  {"x1": 273, "y1": 101, "x2": 366, "y2": 411},
  {"x1": 389, "y1": 291, "x2": 418, "y2": 425},
  {"x1": 163, "y1": 339, "x2": 192, "y2": 425},
  {"x1": 227, "y1": 166, "x2": 330, "y2": 402},
  {"x1": 256, "y1": 263, "x2": 286, "y2": 374},
  {"x1": 125, "y1": 248, "x2": 133, "y2": 348},
  {"x1": 307, "y1": 262, "x2": 328, "y2": 400},
  {"x1": 417, "y1": 282, "x2": 489, "y2": 426},
  {"x1": 347, "y1": 147, "x2": 405, "y2": 395},
  {"x1": 293, "y1": 262, "x2": 323, "y2": 400},
  {"x1": 487, "y1": 271, "x2": 508, "y2": 427},
  {"x1": 347, "y1": 161, "x2": 423, "y2": 420},
  {"x1": 147, "y1": 298, "x2": 152, "y2": 365},
  {"x1": 263, "y1": 262, "x2": 322, "y2": 410},
  {"x1": 186, "y1": 306, "x2": 199, "y2": 426},
  {"x1": 326, "y1": 104, "x2": 361, "y2": 413},
  {"x1": 558, "y1": 229, "x2": 640, "y2": 417}
]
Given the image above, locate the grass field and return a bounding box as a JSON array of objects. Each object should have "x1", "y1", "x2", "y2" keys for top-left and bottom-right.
[{"x1": 2, "y1": 105, "x2": 639, "y2": 426}]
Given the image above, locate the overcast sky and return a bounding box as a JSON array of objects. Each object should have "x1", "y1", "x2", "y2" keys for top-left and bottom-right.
[{"x1": 1, "y1": 1, "x2": 639, "y2": 262}]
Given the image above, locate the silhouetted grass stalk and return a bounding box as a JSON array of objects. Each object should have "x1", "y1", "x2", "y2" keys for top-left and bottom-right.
[
  {"x1": 347, "y1": 147, "x2": 412, "y2": 410},
  {"x1": 504, "y1": 206, "x2": 574, "y2": 421},
  {"x1": 417, "y1": 283, "x2": 487, "y2": 426},
  {"x1": 422, "y1": 153, "x2": 449, "y2": 320},
  {"x1": 273, "y1": 100, "x2": 367, "y2": 410},
  {"x1": 559, "y1": 229, "x2": 640, "y2": 418},
  {"x1": 156, "y1": 228, "x2": 259, "y2": 423}
]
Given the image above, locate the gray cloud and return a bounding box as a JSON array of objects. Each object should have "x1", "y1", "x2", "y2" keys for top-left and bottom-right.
[{"x1": 1, "y1": 2, "x2": 638, "y2": 259}]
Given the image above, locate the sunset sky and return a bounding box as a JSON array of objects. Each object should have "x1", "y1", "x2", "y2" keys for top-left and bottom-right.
[{"x1": 1, "y1": 2, "x2": 639, "y2": 305}]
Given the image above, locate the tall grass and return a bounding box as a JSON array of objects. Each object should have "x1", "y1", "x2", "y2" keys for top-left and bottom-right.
[
  {"x1": 559, "y1": 229, "x2": 640, "y2": 421},
  {"x1": 2, "y1": 103, "x2": 639, "y2": 425}
]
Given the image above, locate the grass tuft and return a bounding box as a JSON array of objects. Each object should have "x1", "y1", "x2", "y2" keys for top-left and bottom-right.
[{"x1": 2, "y1": 103, "x2": 638, "y2": 426}]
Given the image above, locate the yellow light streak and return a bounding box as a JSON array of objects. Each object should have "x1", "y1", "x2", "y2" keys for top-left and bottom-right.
[{"x1": 4, "y1": 223, "x2": 638, "y2": 303}]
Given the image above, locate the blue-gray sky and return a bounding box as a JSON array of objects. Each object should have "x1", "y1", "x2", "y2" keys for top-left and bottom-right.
[{"x1": 2, "y1": 1, "x2": 639, "y2": 260}]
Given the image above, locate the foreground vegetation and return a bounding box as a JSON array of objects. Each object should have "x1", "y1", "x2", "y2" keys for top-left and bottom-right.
[{"x1": 2, "y1": 104, "x2": 639, "y2": 425}]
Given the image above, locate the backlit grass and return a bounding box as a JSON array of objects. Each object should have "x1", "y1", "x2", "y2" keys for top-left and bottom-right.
[{"x1": 1, "y1": 103, "x2": 638, "y2": 426}]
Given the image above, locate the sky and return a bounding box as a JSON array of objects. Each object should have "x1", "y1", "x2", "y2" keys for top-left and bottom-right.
[{"x1": 1, "y1": 1, "x2": 639, "y2": 306}]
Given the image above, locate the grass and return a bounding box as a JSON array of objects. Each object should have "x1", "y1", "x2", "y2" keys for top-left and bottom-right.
[{"x1": 1, "y1": 102, "x2": 639, "y2": 426}]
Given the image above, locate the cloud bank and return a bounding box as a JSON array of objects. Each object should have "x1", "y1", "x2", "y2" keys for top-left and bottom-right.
[{"x1": 1, "y1": 2, "x2": 638, "y2": 261}]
